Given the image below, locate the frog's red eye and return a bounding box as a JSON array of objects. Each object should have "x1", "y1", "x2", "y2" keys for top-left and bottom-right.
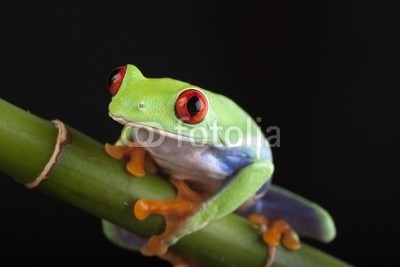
[
  {"x1": 175, "y1": 89, "x2": 208, "y2": 124},
  {"x1": 107, "y1": 66, "x2": 127, "y2": 96}
]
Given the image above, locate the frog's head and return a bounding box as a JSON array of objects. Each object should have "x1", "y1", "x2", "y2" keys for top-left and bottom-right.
[{"x1": 107, "y1": 64, "x2": 222, "y2": 145}]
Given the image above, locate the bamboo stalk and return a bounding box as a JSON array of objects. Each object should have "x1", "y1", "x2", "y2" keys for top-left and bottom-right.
[{"x1": 0, "y1": 98, "x2": 350, "y2": 267}]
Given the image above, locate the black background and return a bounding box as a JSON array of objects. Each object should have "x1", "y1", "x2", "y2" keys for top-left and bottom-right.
[{"x1": 0, "y1": 2, "x2": 398, "y2": 266}]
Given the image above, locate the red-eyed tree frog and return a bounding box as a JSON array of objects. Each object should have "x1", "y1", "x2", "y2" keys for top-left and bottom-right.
[{"x1": 102, "y1": 64, "x2": 336, "y2": 267}]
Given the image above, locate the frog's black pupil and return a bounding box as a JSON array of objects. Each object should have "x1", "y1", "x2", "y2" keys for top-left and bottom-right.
[
  {"x1": 187, "y1": 96, "x2": 201, "y2": 116},
  {"x1": 107, "y1": 68, "x2": 121, "y2": 88}
]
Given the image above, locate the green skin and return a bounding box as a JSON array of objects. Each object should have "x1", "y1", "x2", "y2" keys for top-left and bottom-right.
[{"x1": 108, "y1": 64, "x2": 274, "y2": 255}]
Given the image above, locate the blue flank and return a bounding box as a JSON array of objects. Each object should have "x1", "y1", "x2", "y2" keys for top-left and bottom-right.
[
  {"x1": 211, "y1": 146, "x2": 256, "y2": 176},
  {"x1": 208, "y1": 145, "x2": 272, "y2": 196}
]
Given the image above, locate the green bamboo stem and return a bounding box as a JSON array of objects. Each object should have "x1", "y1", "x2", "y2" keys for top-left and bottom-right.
[{"x1": 0, "y1": 98, "x2": 351, "y2": 267}]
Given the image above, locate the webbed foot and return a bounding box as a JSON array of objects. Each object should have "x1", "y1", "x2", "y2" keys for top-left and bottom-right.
[
  {"x1": 249, "y1": 214, "x2": 301, "y2": 267},
  {"x1": 105, "y1": 143, "x2": 157, "y2": 176},
  {"x1": 134, "y1": 178, "x2": 206, "y2": 256}
]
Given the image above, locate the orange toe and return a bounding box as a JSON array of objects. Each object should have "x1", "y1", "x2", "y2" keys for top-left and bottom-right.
[
  {"x1": 105, "y1": 143, "x2": 152, "y2": 177},
  {"x1": 105, "y1": 143, "x2": 126, "y2": 160},
  {"x1": 282, "y1": 228, "x2": 301, "y2": 250},
  {"x1": 134, "y1": 198, "x2": 197, "y2": 221},
  {"x1": 126, "y1": 146, "x2": 146, "y2": 176}
]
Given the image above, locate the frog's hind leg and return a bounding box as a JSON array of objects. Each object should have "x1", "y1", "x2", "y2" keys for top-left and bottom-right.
[{"x1": 241, "y1": 184, "x2": 336, "y2": 267}]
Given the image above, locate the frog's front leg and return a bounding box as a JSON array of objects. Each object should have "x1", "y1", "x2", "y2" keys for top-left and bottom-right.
[
  {"x1": 134, "y1": 159, "x2": 274, "y2": 259},
  {"x1": 134, "y1": 178, "x2": 207, "y2": 256}
]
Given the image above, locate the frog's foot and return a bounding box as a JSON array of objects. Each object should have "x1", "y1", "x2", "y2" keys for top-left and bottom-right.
[
  {"x1": 134, "y1": 178, "x2": 207, "y2": 256},
  {"x1": 105, "y1": 143, "x2": 157, "y2": 176},
  {"x1": 249, "y1": 214, "x2": 301, "y2": 267}
]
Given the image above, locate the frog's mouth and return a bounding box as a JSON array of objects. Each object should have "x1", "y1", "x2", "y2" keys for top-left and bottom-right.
[{"x1": 109, "y1": 114, "x2": 204, "y2": 143}]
